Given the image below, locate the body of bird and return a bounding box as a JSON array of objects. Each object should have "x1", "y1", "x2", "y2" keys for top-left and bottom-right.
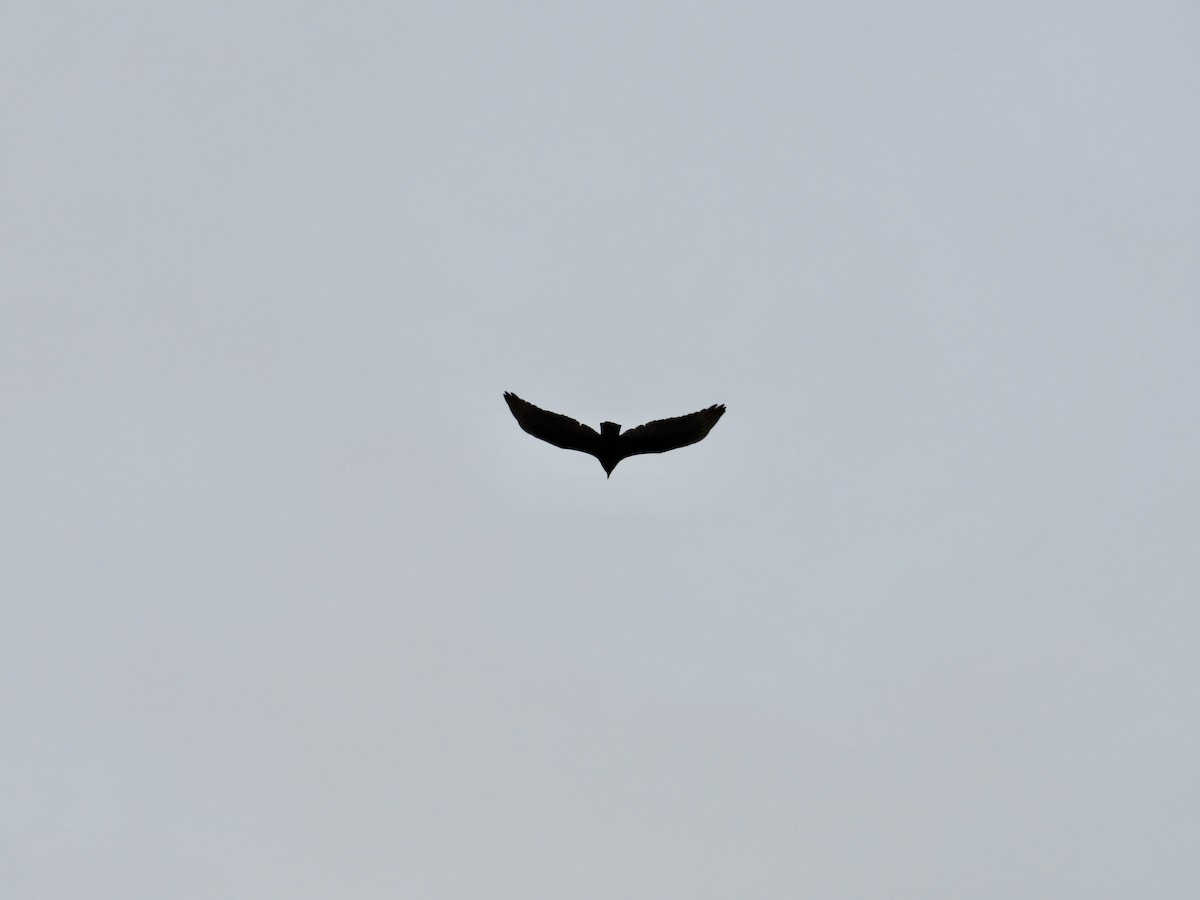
[{"x1": 504, "y1": 392, "x2": 725, "y2": 477}]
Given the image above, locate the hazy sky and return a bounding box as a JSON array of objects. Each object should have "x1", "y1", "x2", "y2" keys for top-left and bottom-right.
[{"x1": 4, "y1": 2, "x2": 1199, "y2": 897}]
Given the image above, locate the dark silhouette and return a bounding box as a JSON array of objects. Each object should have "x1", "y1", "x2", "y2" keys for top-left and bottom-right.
[{"x1": 504, "y1": 392, "x2": 725, "y2": 478}]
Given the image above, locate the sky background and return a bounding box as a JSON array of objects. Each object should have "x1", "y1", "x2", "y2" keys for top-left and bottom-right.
[{"x1": 3, "y1": 2, "x2": 1199, "y2": 897}]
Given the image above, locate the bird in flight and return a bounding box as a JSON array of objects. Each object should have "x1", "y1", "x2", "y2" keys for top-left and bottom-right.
[{"x1": 504, "y1": 392, "x2": 725, "y2": 478}]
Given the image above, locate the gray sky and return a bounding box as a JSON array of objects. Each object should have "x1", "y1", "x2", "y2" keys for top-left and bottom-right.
[{"x1": 4, "y1": 2, "x2": 1199, "y2": 897}]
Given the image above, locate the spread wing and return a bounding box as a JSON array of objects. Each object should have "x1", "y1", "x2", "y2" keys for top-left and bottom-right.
[
  {"x1": 504, "y1": 392, "x2": 600, "y2": 455},
  {"x1": 619, "y1": 404, "x2": 726, "y2": 457}
]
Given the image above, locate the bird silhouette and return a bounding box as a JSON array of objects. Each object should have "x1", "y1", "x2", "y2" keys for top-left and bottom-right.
[{"x1": 504, "y1": 392, "x2": 725, "y2": 478}]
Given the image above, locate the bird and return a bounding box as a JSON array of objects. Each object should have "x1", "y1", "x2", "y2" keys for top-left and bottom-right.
[{"x1": 503, "y1": 392, "x2": 725, "y2": 478}]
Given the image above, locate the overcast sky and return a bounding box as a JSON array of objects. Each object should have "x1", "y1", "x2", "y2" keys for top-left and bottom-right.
[{"x1": 3, "y1": 2, "x2": 1199, "y2": 897}]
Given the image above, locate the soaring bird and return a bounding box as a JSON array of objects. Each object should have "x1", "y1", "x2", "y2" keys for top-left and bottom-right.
[{"x1": 503, "y1": 392, "x2": 725, "y2": 478}]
